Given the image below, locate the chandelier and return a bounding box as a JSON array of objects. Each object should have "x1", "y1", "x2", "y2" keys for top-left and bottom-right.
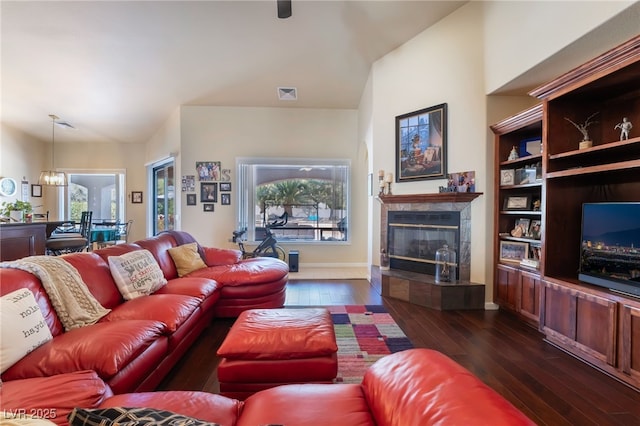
[{"x1": 38, "y1": 114, "x2": 68, "y2": 186}]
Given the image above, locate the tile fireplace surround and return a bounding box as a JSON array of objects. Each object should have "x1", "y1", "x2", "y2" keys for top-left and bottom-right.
[{"x1": 377, "y1": 193, "x2": 484, "y2": 310}]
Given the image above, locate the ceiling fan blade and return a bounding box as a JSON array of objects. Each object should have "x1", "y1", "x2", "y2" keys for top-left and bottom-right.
[{"x1": 277, "y1": 0, "x2": 292, "y2": 19}]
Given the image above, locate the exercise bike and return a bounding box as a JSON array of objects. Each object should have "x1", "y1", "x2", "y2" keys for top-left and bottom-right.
[{"x1": 232, "y1": 212, "x2": 287, "y2": 261}]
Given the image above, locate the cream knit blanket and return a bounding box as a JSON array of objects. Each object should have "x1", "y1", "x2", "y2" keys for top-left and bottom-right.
[{"x1": 1, "y1": 256, "x2": 110, "y2": 331}]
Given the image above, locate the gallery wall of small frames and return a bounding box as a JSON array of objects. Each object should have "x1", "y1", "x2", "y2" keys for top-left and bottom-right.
[{"x1": 182, "y1": 161, "x2": 232, "y2": 213}]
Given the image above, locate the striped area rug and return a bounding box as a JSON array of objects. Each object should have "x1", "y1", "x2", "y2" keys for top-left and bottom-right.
[{"x1": 327, "y1": 305, "x2": 414, "y2": 384}]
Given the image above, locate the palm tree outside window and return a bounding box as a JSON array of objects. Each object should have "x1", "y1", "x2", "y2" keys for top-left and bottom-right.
[{"x1": 237, "y1": 159, "x2": 349, "y2": 243}]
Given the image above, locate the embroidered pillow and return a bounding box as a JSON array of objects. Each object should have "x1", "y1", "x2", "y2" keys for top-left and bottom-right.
[
  {"x1": 108, "y1": 250, "x2": 167, "y2": 300},
  {"x1": 168, "y1": 243, "x2": 207, "y2": 277},
  {"x1": 0, "y1": 288, "x2": 53, "y2": 373}
]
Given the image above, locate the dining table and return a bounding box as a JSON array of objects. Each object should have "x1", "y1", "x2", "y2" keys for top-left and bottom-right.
[{"x1": 90, "y1": 226, "x2": 118, "y2": 245}]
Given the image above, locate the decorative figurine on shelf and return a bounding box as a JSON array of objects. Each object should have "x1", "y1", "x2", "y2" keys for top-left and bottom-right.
[
  {"x1": 565, "y1": 112, "x2": 599, "y2": 149},
  {"x1": 614, "y1": 117, "x2": 633, "y2": 140},
  {"x1": 510, "y1": 224, "x2": 525, "y2": 238},
  {"x1": 532, "y1": 199, "x2": 541, "y2": 211},
  {"x1": 507, "y1": 146, "x2": 519, "y2": 161}
]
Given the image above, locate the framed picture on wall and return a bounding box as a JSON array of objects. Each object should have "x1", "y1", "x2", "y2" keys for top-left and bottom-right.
[
  {"x1": 221, "y1": 193, "x2": 231, "y2": 205},
  {"x1": 396, "y1": 103, "x2": 447, "y2": 182},
  {"x1": 31, "y1": 184, "x2": 42, "y2": 198},
  {"x1": 200, "y1": 182, "x2": 217, "y2": 202},
  {"x1": 203, "y1": 203, "x2": 214, "y2": 212},
  {"x1": 220, "y1": 182, "x2": 231, "y2": 192},
  {"x1": 186, "y1": 193, "x2": 197, "y2": 206},
  {"x1": 131, "y1": 191, "x2": 143, "y2": 204}
]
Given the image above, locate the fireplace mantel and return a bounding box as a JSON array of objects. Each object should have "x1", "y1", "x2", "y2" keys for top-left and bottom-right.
[{"x1": 377, "y1": 192, "x2": 482, "y2": 204}]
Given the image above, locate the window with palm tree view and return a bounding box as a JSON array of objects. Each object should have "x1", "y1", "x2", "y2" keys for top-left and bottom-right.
[{"x1": 237, "y1": 159, "x2": 349, "y2": 243}]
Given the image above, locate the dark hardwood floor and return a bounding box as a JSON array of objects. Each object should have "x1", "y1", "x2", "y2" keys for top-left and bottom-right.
[{"x1": 159, "y1": 279, "x2": 640, "y2": 426}]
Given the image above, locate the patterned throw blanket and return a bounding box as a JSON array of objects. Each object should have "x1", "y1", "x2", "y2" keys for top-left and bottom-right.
[{"x1": 1, "y1": 256, "x2": 110, "y2": 331}]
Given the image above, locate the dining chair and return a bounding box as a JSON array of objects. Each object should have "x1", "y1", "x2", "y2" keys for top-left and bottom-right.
[
  {"x1": 116, "y1": 220, "x2": 133, "y2": 244},
  {"x1": 46, "y1": 211, "x2": 93, "y2": 255}
]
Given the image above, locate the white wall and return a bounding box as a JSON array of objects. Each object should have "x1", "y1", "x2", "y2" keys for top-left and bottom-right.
[
  {"x1": 483, "y1": 1, "x2": 638, "y2": 94},
  {"x1": 52, "y1": 141, "x2": 148, "y2": 242},
  {"x1": 368, "y1": 3, "x2": 488, "y2": 286},
  {"x1": 0, "y1": 124, "x2": 48, "y2": 212},
  {"x1": 143, "y1": 108, "x2": 182, "y2": 236},
  {"x1": 179, "y1": 106, "x2": 367, "y2": 267}
]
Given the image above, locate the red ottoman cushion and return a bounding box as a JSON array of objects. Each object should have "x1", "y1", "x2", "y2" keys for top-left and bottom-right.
[{"x1": 217, "y1": 308, "x2": 337, "y2": 360}]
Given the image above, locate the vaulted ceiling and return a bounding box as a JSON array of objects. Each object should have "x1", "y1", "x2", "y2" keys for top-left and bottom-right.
[{"x1": 1, "y1": 1, "x2": 467, "y2": 145}]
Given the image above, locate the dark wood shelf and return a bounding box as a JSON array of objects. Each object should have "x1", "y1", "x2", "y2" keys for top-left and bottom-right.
[
  {"x1": 499, "y1": 153, "x2": 543, "y2": 167},
  {"x1": 546, "y1": 158, "x2": 640, "y2": 179},
  {"x1": 547, "y1": 137, "x2": 640, "y2": 160},
  {"x1": 500, "y1": 182, "x2": 542, "y2": 190},
  {"x1": 499, "y1": 236, "x2": 542, "y2": 245},
  {"x1": 499, "y1": 210, "x2": 542, "y2": 216}
]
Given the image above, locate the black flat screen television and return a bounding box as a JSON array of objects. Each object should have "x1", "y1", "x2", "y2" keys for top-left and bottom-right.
[{"x1": 579, "y1": 202, "x2": 640, "y2": 298}]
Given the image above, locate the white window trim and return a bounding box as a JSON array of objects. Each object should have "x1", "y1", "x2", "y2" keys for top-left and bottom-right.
[{"x1": 236, "y1": 157, "x2": 351, "y2": 245}]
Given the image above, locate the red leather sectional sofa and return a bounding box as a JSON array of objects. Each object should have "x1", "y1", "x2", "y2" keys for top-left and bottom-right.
[
  {"x1": 0, "y1": 232, "x2": 289, "y2": 394},
  {"x1": 1, "y1": 349, "x2": 535, "y2": 426}
]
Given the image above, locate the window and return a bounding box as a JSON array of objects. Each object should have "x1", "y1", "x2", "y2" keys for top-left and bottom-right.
[
  {"x1": 62, "y1": 172, "x2": 125, "y2": 222},
  {"x1": 237, "y1": 158, "x2": 350, "y2": 243}
]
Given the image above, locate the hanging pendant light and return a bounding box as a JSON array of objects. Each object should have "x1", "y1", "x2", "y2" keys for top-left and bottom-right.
[{"x1": 39, "y1": 114, "x2": 68, "y2": 186}]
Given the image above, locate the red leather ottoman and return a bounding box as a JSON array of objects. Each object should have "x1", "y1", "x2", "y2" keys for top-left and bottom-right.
[{"x1": 216, "y1": 308, "x2": 338, "y2": 400}]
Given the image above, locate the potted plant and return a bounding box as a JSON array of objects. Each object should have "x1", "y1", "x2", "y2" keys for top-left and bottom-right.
[{"x1": 1, "y1": 200, "x2": 33, "y2": 222}]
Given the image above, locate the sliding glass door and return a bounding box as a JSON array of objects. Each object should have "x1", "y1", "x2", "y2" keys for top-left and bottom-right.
[{"x1": 152, "y1": 160, "x2": 175, "y2": 235}]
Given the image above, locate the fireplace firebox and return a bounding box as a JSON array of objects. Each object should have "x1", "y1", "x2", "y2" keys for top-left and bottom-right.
[{"x1": 388, "y1": 211, "x2": 460, "y2": 279}]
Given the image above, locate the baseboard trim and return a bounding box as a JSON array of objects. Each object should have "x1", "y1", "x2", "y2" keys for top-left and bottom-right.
[{"x1": 485, "y1": 302, "x2": 499, "y2": 311}]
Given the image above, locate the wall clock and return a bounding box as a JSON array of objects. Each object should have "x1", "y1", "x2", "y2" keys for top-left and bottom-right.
[{"x1": 0, "y1": 177, "x2": 17, "y2": 197}]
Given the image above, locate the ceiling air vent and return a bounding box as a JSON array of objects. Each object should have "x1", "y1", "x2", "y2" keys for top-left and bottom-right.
[{"x1": 277, "y1": 87, "x2": 297, "y2": 101}]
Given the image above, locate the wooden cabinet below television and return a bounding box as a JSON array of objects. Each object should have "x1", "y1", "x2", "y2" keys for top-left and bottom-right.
[
  {"x1": 620, "y1": 302, "x2": 640, "y2": 387},
  {"x1": 542, "y1": 279, "x2": 640, "y2": 389},
  {"x1": 541, "y1": 280, "x2": 617, "y2": 367}
]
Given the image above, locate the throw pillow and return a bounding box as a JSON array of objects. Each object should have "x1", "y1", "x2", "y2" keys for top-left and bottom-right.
[
  {"x1": 168, "y1": 243, "x2": 207, "y2": 277},
  {"x1": 108, "y1": 250, "x2": 167, "y2": 300},
  {"x1": 68, "y1": 407, "x2": 220, "y2": 426},
  {"x1": 0, "y1": 288, "x2": 53, "y2": 373}
]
